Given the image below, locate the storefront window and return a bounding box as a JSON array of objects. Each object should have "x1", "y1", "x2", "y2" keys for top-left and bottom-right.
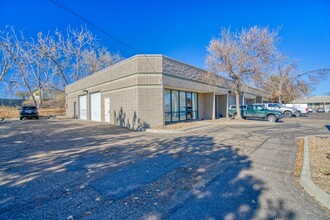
[
  {"x1": 165, "y1": 90, "x2": 171, "y2": 122},
  {"x1": 187, "y1": 92, "x2": 192, "y2": 119},
  {"x1": 165, "y1": 89, "x2": 198, "y2": 123},
  {"x1": 192, "y1": 92, "x2": 198, "y2": 119},
  {"x1": 180, "y1": 91, "x2": 186, "y2": 120},
  {"x1": 171, "y1": 90, "x2": 179, "y2": 121},
  {"x1": 165, "y1": 90, "x2": 171, "y2": 112}
]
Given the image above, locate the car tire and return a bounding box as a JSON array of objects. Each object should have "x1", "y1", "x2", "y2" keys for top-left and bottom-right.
[
  {"x1": 283, "y1": 111, "x2": 292, "y2": 118},
  {"x1": 36, "y1": 116, "x2": 39, "y2": 119},
  {"x1": 267, "y1": 115, "x2": 277, "y2": 122},
  {"x1": 20, "y1": 117, "x2": 23, "y2": 120},
  {"x1": 232, "y1": 113, "x2": 237, "y2": 119}
]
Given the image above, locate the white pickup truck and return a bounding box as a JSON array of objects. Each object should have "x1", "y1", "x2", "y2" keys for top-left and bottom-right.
[
  {"x1": 261, "y1": 103, "x2": 300, "y2": 118},
  {"x1": 284, "y1": 104, "x2": 309, "y2": 116}
]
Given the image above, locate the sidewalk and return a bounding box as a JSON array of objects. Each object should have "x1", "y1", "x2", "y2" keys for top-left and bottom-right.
[{"x1": 146, "y1": 118, "x2": 273, "y2": 133}]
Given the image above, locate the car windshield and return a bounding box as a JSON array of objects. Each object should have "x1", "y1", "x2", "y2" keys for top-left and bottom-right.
[{"x1": 22, "y1": 106, "x2": 36, "y2": 110}]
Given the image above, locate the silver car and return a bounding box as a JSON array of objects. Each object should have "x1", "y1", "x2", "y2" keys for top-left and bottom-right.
[{"x1": 262, "y1": 103, "x2": 299, "y2": 118}]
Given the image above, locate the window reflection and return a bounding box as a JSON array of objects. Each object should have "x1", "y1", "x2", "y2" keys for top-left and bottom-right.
[{"x1": 165, "y1": 89, "x2": 198, "y2": 122}]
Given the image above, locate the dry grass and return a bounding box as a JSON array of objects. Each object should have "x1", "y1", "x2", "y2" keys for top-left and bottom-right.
[
  {"x1": 0, "y1": 106, "x2": 65, "y2": 119},
  {"x1": 0, "y1": 106, "x2": 20, "y2": 119},
  {"x1": 39, "y1": 108, "x2": 65, "y2": 116},
  {"x1": 309, "y1": 136, "x2": 330, "y2": 194},
  {"x1": 294, "y1": 138, "x2": 304, "y2": 178}
]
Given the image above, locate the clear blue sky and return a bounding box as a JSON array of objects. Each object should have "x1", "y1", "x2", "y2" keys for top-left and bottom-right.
[{"x1": 1, "y1": 0, "x2": 330, "y2": 95}]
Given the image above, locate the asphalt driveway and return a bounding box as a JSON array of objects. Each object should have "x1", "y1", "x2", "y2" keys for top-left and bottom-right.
[{"x1": 0, "y1": 114, "x2": 329, "y2": 219}]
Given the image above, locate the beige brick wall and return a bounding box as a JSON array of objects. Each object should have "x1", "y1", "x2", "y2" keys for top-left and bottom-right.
[
  {"x1": 216, "y1": 95, "x2": 228, "y2": 118},
  {"x1": 198, "y1": 93, "x2": 214, "y2": 120},
  {"x1": 66, "y1": 56, "x2": 163, "y2": 129},
  {"x1": 66, "y1": 55, "x2": 268, "y2": 129},
  {"x1": 137, "y1": 86, "x2": 164, "y2": 128},
  {"x1": 256, "y1": 97, "x2": 263, "y2": 103},
  {"x1": 102, "y1": 87, "x2": 139, "y2": 129},
  {"x1": 67, "y1": 97, "x2": 77, "y2": 118},
  {"x1": 162, "y1": 56, "x2": 268, "y2": 98}
]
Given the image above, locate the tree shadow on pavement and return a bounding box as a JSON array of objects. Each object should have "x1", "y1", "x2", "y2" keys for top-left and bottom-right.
[
  {"x1": 325, "y1": 125, "x2": 330, "y2": 131},
  {"x1": 0, "y1": 120, "x2": 296, "y2": 219}
]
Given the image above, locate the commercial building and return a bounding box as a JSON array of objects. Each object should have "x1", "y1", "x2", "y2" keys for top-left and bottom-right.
[
  {"x1": 292, "y1": 96, "x2": 330, "y2": 112},
  {"x1": 66, "y1": 55, "x2": 269, "y2": 129}
]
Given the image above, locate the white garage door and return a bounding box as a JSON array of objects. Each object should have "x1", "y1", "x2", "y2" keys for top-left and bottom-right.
[
  {"x1": 91, "y1": 92, "x2": 101, "y2": 121},
  {"x1": 79, "y1": 95, "x2": 87, "y2": 120}
]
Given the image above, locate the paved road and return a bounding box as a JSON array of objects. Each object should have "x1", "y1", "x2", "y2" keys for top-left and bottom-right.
[{"x1": 0, "y1": 114, "x2": 329, "y2": 219}]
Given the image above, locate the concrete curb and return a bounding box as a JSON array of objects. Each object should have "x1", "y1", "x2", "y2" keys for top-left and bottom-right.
[
  {"x1": 300, "y1": 136, "x2": 330, "y2": 209},
  {"x1": 145, "y1": 123, "x2": 213, "y2": 134},
  {"x1": 145, "y1": 129, "x2": 184, "y2": 134}
]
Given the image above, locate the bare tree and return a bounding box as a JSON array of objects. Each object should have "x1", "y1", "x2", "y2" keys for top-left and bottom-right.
[
  {"x1": 1, "y1": 28, "x2": 50, "y2": 108},
  {"x1": 15, "y1": 91, "x2": 30, "y2": 100},
  {"x1": 206, "y1": 26, "x2": 280, "y2": 119},
  {"x1": 42, "y1": 26, "x2": 122, "y2": 87},
  {"x1": 0, "y1": 26, "x2": 15, "y2": 81},
  {"x1": 10, "y1": 29, "x2": 39, "y2": 107},
  {"x1": 25, "y1": 32, "x2": 52, "y2": 108},
  {"x1": 80, "y1": 47, "x2": 122, "y2": 76},
  {"x1": 0, "y1": 25, "x2": 122, "y2": 106},
  {"x1": 264, "y1": 57, "x2": 330, "y2": 103}
]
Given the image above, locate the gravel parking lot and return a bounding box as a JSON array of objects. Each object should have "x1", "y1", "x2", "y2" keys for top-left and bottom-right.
[{"x1": 0, "y1": 114, "x2": 330, "y2": 219}]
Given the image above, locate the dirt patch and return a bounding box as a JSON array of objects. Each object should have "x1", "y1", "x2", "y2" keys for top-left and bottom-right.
[
  {"x1": 294, "y1": 138, "x2": 304, "y2": 178},
  {"x1": 0, "y1": 106, "x2": 65, "y2": 119},
  {"x1": 39, "y1": 108, "x2": 65, "y2": 116},
  {"x1": 309, "y1": 136, "x2": 330, "y2": 194}
]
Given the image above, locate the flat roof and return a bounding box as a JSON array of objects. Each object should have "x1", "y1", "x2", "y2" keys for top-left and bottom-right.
[{"x1": 292, "y1": 96, "x2": 330, "y2": 103}]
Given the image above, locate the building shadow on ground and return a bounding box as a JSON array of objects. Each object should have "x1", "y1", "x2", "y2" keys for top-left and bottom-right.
[{"x1": 0, "y1": 120, "x2": 296, "y2": 219}]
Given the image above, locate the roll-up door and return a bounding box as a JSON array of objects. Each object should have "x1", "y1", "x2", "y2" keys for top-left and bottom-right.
[
  {"x1": 79, "y1": 95, "x2": 87, "y2": 120},
  {"x1": 91, "y1": 92, "x2": 101, "y2": 121}
]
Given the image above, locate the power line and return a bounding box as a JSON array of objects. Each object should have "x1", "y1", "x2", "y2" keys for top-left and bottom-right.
[
  {"x1": 48, "y1": 0, "x2": 162, "y2": 82},
  {"x1": 48, "y1": 0, "x2": 142, "y2": 54}
]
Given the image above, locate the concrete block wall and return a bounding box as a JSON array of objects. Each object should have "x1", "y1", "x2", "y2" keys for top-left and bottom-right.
[
  {"x1": 198, "y1": 93, "x2": 214, "y2": 120},
  {"x1": 256, "y1": 97, "x2": 263, "y2": 103},
  {"x1": 137, "y1": 86, "x2": 164, "y2": 128},
  {"x1": 103, "y1": 88, "x2": 139, "y2": 129},
  {"x1": 66, "y1": 55, "x2": 163, "y2": 129},
  {"x1": 163, "y1": 57, "x2": 229, "y2": 88},
  {"x1": 217, "y1": 95, "x2": 228, "y2": 117},
  {"x1": 65, "y1": 54, "x2": 269, "y2": 129}
]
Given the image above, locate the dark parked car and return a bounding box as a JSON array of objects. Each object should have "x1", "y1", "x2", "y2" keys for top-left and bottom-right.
[
  {"x1": 316, "y1": 108, "x2": 325, "y2": 113},
  {"x1": 19, "y1": 106, "x2": 39, "y2": 120}
]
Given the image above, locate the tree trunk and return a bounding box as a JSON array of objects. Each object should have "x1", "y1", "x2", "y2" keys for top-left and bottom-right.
[
  {"x1": 38, "y1": 87, "x2": 43, "y2": 109},
  {"x1": 29, "y1": 90, "x2": 37, "y2": 107},
  {"x1": 278, "y1": 95, "x2": 282, "y2": 104},
  {"x1": 235, "y1": 90, "x2": 242, "y2": 119}
]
